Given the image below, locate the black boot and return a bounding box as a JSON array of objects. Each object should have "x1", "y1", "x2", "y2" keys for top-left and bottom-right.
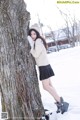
[
  {"x1": 40, "y1": 109, "x2": 52, "y2": 120},
  {"x1": 55, "y1": 101, "x2": 61, "y2": 113},
  {"x1": 55, "y1": 97, "x2": 69, "y2": 114}
]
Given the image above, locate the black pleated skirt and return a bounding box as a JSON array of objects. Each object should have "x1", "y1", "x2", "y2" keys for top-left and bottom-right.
[{"x1": 39, "y1": 64, "x2": 55, "y2": 80}]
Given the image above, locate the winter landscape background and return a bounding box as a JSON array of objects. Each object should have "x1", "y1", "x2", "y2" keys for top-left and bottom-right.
[
  {"x1": 0, "y1": 46, "x2": 80, "y2": 120},
  {"x1": 39, "y1": 45, "x2": 80, "y2": 120},
  {"x1": 1, "y1": 0, "x2": 80, "y2": 119}
]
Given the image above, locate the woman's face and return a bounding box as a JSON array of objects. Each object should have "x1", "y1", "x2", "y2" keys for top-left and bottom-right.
[{"x1": 30, "y1": 31, "x2": 37, "y2": 41}]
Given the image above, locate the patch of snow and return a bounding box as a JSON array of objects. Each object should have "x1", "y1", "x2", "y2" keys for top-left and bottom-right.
[{"x1": 39, "y1": 46, "x2": 80, "y2": 120}]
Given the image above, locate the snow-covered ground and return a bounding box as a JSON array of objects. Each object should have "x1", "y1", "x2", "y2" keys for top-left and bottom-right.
[
  {"x1": 39, "y1": 46, "x2": 80, "y2": 120},
  {"x1": 0, "y1": 46, "x2": 80, "y2": 120}
]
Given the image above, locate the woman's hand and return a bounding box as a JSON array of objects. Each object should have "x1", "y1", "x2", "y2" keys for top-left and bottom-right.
[{"x1": 27, "y1": 36, "x2": 34, "y2": 48}]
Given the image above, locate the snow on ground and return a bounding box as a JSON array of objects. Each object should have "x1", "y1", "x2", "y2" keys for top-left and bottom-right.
[
  {"x1": 0, "y1": 46, "x2": 80, "y2": 120},
  {"x1": 39, "y1": 46, "x2": 80, "y2": 120}
]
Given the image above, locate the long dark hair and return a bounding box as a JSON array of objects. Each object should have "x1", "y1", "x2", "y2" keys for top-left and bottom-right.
[{"x1": 28, "y1": 29, "x2": 48, "y2": 49}]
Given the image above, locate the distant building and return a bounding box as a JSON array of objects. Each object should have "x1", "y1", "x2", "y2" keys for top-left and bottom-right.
[
  {"x1": 45, "y1": 29, "x2": 69, "y2": 48},
  {"x1": 45, "y1": 26, "x2": 80, "y2": 48}
]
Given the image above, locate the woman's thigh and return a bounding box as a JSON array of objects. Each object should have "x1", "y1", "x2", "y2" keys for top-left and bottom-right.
[{"x1": 42, "y1": 78, "x2": 52, "y2": 87}]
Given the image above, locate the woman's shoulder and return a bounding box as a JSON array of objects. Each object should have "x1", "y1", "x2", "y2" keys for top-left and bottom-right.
[{"x1": 36, "y1": 38, "x2": 43, "y2": 44}]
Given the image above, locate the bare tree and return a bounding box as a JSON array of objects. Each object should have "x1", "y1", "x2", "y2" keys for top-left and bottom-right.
[
  {"x1": 57, "y1": 6, "x2": 80, "y2": 47},
  {"x1": 37, "y1": 14, "x2": 44, "y2": 36},
  {"x1": 47, "y1": 25, "x2": 59, "y2": 51},
  {"x1": 0, "y1": 0, "x2": 45, "y2": 119},
  {"x1": 77, "y1": 21, "x2": 80, "y2": 45},
  {"x1": 36, "y1": 13, "x2": 59, "y2": 51}
]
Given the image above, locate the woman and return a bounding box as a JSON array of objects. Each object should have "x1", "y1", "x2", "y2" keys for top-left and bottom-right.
[{"x1": 28, "y1": 24, "x2": 69, "y2": 114}]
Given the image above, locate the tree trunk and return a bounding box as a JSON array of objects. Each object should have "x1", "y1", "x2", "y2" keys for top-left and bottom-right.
[{"x1": 0, "y1": 0, "x2": 44, "y2": 119}]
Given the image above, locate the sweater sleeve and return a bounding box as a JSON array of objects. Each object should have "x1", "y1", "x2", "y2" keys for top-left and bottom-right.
[{"x1": 30, "y1": 39, "x2": 44, "y2": 58}]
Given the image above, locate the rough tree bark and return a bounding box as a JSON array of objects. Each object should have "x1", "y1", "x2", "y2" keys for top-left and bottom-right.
[{"x1": 0, "y1": 0, "x2": 44, "y2": 119}]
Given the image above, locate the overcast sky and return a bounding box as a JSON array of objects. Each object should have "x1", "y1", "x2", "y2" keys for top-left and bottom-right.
[{"x1": 24, "y1": 0, "x2": 80, "y2": 32}]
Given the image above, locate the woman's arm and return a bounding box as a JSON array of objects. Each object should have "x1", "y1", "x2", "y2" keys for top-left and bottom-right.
[
  {"x1": 30, "y1": 38, "x2": 44, "y2": 58},
  {"x1": 27, "y1": 36, "x2": 34, "y2": 48}
]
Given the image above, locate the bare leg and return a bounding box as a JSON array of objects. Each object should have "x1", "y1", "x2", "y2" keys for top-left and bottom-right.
[
  {"x1": 42, "y1": 78, "x2": 60, "y2": 102},
  {"x1": 42, "y1": 78, "x2": 69, "y2": 114}
]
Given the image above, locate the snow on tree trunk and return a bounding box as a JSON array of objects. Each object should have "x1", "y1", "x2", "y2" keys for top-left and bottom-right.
[{"x1": 0, "y1": 0, "x2": 44, "y2": 119}]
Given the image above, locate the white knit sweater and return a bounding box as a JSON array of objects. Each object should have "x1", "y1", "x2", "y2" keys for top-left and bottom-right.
[{"x1": 30, "y1": 38, "x2": 49, "y2": 67}]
